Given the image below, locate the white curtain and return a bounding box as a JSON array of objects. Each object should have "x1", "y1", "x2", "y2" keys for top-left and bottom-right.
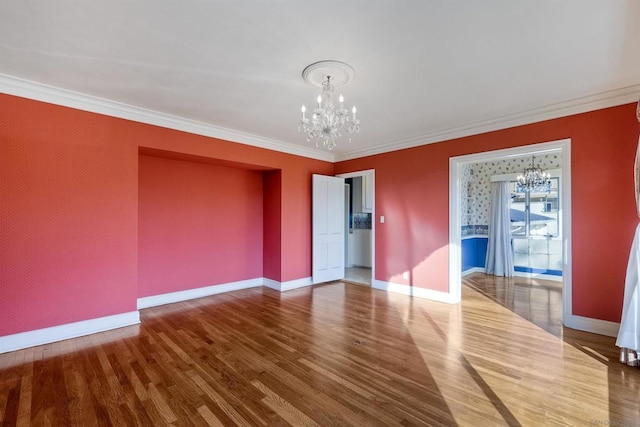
[
  {"x1": 617, "y1": 223, "x2": 640, "y2": 366},
  {"x1": 617, "y1": 119, "x2": 640, "y2": 367},
  {"x1": 485, "y1": 181, "x2": 514, "y2": 277}
]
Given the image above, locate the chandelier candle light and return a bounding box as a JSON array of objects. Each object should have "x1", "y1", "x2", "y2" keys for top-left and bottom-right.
[
  {"x1": 298, "y1": 61, "x2": 360, "y2": 150},
  {"x1": 516, "y1": 155, "x2": 551, "y2": 193}
]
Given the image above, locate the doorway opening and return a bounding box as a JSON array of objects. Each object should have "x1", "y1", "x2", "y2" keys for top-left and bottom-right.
[
  {"x1": 338, "y1": 170, "x2": 375, "y2": 286},
  {"x1": 449, "y1": 139, "x2": 572, "y2": 328}
]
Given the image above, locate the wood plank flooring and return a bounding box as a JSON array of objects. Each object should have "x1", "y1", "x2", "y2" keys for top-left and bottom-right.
[
  {"x1": 464, "y1": 273, "x2": 563, "y2": 337},
  {"x1": 1, "y1": 278, "x2": 638, "y2": 426}
]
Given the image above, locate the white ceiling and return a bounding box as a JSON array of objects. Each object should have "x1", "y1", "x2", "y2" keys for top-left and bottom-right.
[{"x1": 1, "y1": 1, "x2": 639, "y2": 161}]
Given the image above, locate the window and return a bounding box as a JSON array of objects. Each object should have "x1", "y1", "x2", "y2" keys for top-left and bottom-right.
[
  {"x1": 509, "y1": 176, "x2": 562, "y2": 272},
  {"x1": 509, "y1": 177, "x2": 560, "y2": 238}
]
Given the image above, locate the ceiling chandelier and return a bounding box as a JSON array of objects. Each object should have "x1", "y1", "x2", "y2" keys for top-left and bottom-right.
[
  {"x1": 516, "y1": 156, "x2": 551, "y2": 193},
  {"x1": 298, "y1": 60, "x2": 360, "y2": 150}
]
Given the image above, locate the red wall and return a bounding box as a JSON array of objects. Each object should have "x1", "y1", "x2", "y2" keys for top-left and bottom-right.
[
  {"x1": 138, "y1": 155, "x2": 264, "y2": 297},
  {"x1": 336, "y1": 103, "x2": 640, "y2": 322},
  {"x1": 0, "y1": 96, "x2": 138, "y2": 336},
  {"x1": 0, "y1": 93, "x2": 333, "y2": 337},
  {"x1": 263, "y1": 170, "x2": 282, "y2": 281}
]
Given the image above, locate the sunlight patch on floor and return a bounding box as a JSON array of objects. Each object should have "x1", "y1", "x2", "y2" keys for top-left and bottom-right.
[{"x1": 392, "y1": 284, "x2": 613, "y2": 426}]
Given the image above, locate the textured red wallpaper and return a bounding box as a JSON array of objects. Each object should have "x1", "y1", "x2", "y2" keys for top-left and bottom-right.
[
  {"x1": 0, "y1": 96, "x2": 138, "y2": 335},
  {"x1": 263, "y1": 170, "x2": 282, "y2": 282},
  {"x1": 138, "y1": 155, "x2": 264, "y2": 297}
]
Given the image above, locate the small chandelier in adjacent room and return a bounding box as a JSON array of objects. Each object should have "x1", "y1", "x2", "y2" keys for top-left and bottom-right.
[
  {"x1": 516, "y1": 156, "x2": 551, "y2": 193},
  {"x1": 298, "y1": 60, "x2": 360, "y2": 150}
]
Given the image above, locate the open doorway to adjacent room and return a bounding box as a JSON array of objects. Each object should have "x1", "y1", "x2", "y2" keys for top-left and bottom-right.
[
  {"x1": 338, "y1": 170, "x2": 375, "y2": 286},
  {"x1": 450, "y1": 139, "x2": 572, "y2": 336}
]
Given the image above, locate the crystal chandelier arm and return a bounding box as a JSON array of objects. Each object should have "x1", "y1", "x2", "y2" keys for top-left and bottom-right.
[
  {"x1": 297, "y1": 61, "x2": 360, "y2": 150},
  {"x1": 516, "y1": 156, "x2": 552, "y2": 193}
]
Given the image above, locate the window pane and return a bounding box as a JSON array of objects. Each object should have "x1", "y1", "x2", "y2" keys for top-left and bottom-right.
[{"x1": 509, "y1": 178, "x2": 559, "y2": 238}]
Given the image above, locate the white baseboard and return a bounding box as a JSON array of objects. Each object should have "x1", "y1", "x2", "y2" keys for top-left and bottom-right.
[
  {"x1": 372, "y1": 280, "x2": 458, "y2": 304},
  {"x1": 263, "y1": 278, "x2": 281, "y2": 291},
  {"x1": 139, "y1": 277, "x2": 314, "y2": 308},
  {"x1": 137, "y1": 278, "x2": 263, "y2": 309},
  {"x1": 462, "y1": 267, "x2": 486, "y2": 277},
  {"x1": 513, "y1": 271, "x2": 563, "y2": 282},
  {"x1": 281, "y1": 277, "x2": 313, "y2": 291},
  {"x1": 263, "y1": 277, "x2": 313, "y2": 292},
  {"x1": 564, "y1": 314, "x2": 620, "y2": 337},
  {"x1": 0, "y1": 311, "x2": 140, "y2": 354},
  {"x1": 462, "y1": 268, "x2": 563, "y2": 282}
]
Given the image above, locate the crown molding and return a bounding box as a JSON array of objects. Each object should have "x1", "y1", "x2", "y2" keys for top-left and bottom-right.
[
  {"x1": 0, "y1": 74, "x2": 335, "y2": 163},
  {"x1": 334, "y1": 84, "x2": 640, "y2": 162},
  {"x1": 3, "y1": 73, "x2": 638, "y2": 164}
]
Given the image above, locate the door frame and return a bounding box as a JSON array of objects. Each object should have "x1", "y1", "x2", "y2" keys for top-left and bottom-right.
[
  {"x1": 336, "y1": 169, "x2": 375, "y2": 285},
  {"x1": 449, "y1": 139, "x2": 572, "y2": 326}
]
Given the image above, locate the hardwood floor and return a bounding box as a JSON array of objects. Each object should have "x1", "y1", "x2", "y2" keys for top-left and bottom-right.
[
  {"x1": 464, "y1": 273, "x2": 563, "y2": 337},
  {"x1": 0, "y1": 279, "x2": 638, "y2": 426}
]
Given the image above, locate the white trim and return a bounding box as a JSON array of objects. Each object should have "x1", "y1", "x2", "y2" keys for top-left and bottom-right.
[
  {"x1": 564, "y1": 314, "x2": 620, "y2": 338},
  {"x1": 461, "y1": 234, "x2": 488, "y2": 240},
  {"x1": 280, "y1": 277, "x2": 313, "y2": 291},
  {"x1": 462, "y1": 267, "x2": 562, "y2": 282},
  {"x1": 560, "y1": 141, "x2": 573, "y2": 325},
  {"x1": 139, "y1": 276, "x2": 316, "y2": 306},
  {"x1": 372, "y1": 280, "x2": 458, "y2": 304},
  {"x1": 490, "y1": 168, "x2": 562, "y2": 182},
  {"x1": 263, "y1": 277, "x2": 313, "y2": 292},
  {"x1": 0, "y1": 74, "x2": 334, "y2": 162},
  {"x1": 513, "y1": 271, "x2": 563, "y2": 282},
  {"x1": 452, "y1": 140, "x2": 566, "y2": 164},
  {"x1": 0, "y1": 311, "x2": 140, "y2": 354},
  {"x1": 334, "y1": 85, "x2": 640, "y2": 161},
  {"x1": 462, "y1": 267, "x2": 486, "y2": 277},
  {"x1": 449, "y1": 156, "x2": 463, "y2": 304},
  {"x1": 263, "y1": 278, "x2": 282, "y2": 291},
  {"x1": 3, "y1": 73, "x2": 637, "y2": 164},
  {"x1": 335, "y1": 169, "x2": 376, "y2": 179},
  {"x1": 137, "y1": 278, "x2": 263, "y2": 309}
]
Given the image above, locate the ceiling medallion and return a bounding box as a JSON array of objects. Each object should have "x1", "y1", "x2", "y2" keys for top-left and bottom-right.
[{"x1": 298, "y1": 60, "x2": 360, "y2": 151}]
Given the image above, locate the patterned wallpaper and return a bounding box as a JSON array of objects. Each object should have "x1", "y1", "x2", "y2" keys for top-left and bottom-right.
[{"x1": 461, "y1": 153, "x2": 562, "y2": 233}]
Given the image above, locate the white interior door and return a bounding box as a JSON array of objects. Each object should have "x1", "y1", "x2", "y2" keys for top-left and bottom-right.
[{"x1": 313, "y1": 174, "x2": 345, "y2": 284}]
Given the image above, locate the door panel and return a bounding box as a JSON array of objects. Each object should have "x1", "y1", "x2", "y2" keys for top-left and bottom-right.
[{"x1": 313, "y1": 174, "x2": 345, "y2": 284}]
